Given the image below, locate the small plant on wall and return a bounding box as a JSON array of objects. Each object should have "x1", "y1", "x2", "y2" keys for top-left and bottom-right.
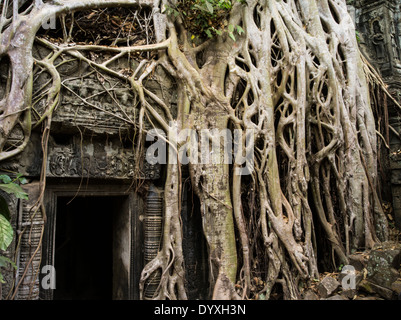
[{"x1": 164, "y1": 0, "x2": 245, "y2": 41}]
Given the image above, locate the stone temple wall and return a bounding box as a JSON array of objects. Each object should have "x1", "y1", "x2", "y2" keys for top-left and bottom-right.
[{"x1": 0, "y1": 14, "x2": 168, "y2": 298}]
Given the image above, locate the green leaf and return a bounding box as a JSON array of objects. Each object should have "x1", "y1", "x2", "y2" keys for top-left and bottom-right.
[
  {"x1": 0, "y1": 183, "x2": 28, "y2": 200},
  {"x1": 0, "y1": 175, "x2": 11, "y2": 184},
  {"x1": 236, "y1": 25, "x2": 245, "y2": 35},
  {"x1": 205, "y1": 1, "x2": 214, "y2": 14},
  {"x1": 355, "y1": 30, "x2": 361, "y2": 43},
  {"x1": 0, "y1": 214, "x2": 13, "y2": 251},
  {"x1": 213, "y1": 28, "x2": 222, "y2": 36},
  {"x1": 205, "y1": 28, "x2": 213, "y2": 38},
  {"x1": 0, "y1": 255, "x2": 16, "y2": 269},
  {"x1": 194, "y1": 4, "x2": 209, "y2": 13},
  {"x1": 16, "y1": 174, "x2": 28, "y2": 184},
  {"x1": 228, "y1": 24, "x2": 235, "y2": 33},
  {"x1": 218, "y1": 0, "x2": 232, "y2": 9},
  {"x1": 0, "y1": 196, "x2": 11, "y2": 221},
  {"x1": 228, "y1": 31, "x2": 236, "y2": 41}
]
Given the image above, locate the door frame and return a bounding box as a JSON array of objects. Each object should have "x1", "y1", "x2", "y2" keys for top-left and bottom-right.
[{"x1": 40, "y1": 179, "x2": 144, "y2": 300}]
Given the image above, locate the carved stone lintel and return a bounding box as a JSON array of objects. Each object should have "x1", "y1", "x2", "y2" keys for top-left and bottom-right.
[{"x1": 47, "y1": 136, "x2": 160, "y2": 180}]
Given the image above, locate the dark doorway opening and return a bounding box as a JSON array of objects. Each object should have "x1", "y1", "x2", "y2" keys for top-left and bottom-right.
[
  {"x1": 54, "y1": 196, "x2": 129, "y2": 300},
  {"x1": 181, "y1": 176, "x2": 209, "y2": 299}
]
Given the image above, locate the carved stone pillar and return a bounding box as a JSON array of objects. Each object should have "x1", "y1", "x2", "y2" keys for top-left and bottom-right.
[
  {"x1": 143, "y1": 184, "x2": 163, "y2": 299},
  {"x1": 14, "y1": 182, "x2": 44, "y2": 300}
]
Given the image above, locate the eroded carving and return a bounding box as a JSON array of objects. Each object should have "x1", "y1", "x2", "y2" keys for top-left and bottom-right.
[
  {"x1": 371, "y1": 19, "x2": 387, "y2": 61},
  {"x1": 47, "y1": 137, "x2": 160, "y2": 180},
  {"x1": 390, "y1": 19, "x2": 400, "y2": 61},
  {"x1": 55, "y1": 77, "x2": 137, "y2": 134}
]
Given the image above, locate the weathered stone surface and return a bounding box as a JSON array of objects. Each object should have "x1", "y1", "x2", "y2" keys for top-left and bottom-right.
[
  {"x1": 366, "y1": 243, "x2": 401, "y2": 290},
  {"x1": 348, "y1": 254, "x2": 368, "y2": 271},
  {"x1": 333, "y1": 242, "x2": 401, "y2": 300},
  {"x1": 358, "y1": 279, "x2": 396, "y2": 300},
  {"x1": 39, "y1": 135, "x2": 161, "y2": 180},
  {"x1": 391, "y1": 280, "x2": 401, "y2": 295},
  {"x1": 371, "y1": 243, "x2": 401, "y2": 266},
  {"x1": 370, "y1": 267, "x2": 399, "y2": 289},
  {"x1": 354, "y1": 296, "x2": 384, "y2": 300},
  {"x1": 340, "y1": 289, "x2": 358, "y2": 300},
  {"x1": 302, "y1": 290, "x2": 319, "y2": 300},
  {"x1": 317, "y1": 276, "x2": 340, "y2": 298},
  {"x1": 320, "y1": 294, "x2": 348, "y2": 301}
]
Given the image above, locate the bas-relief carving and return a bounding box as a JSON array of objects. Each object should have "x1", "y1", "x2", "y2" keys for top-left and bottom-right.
[
  {"x1": 0, "y1": 132, "x2": 160, "y2": 181},
  {"x1": 55, "y1": 77, "x2": 137, "y2": 134},
  {"x1": 390, "y1": 18, "x2": 401, "y2": 61},
  {"x1": 357, "y1": 6, "x2": 390, "y2": 63},
  {"x1": 355, "y1": 1, "x2": 401, "y2": 76},
  {"x1": 27, "y1": 43, "x2": 174, "y2": 181},
  {"x1": 47, "y1": 138, "x2": 160, "y2": 180},
  {"x1": 371, "y1": 18, "x2": 387, "y2": 61},
  {"x1": 44, "y1": 67, "x2": 168, "y2": 180}
]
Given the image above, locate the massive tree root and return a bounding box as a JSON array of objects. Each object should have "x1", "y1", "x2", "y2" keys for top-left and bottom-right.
[{"x1": 0, "y1": 0, "x2": 390, "y2": 300}]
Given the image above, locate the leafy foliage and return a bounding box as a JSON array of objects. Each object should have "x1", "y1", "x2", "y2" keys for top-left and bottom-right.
[
  {"x1": 0, "y1": 174, "x2": 28, "y2": 284},
  {"x1": 165, "y1": 0, "x2": 245, "y2": 40},
  {"x1": 0, "y1": 256, "x2": 16, "y2": 284},
  {"x1": 0, "y1": 214, "x2": 12, "y2": 252}
]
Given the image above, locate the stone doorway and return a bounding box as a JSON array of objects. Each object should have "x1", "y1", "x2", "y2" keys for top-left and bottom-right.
[
  {"x1": 40, "y1": 181, "x2": 143, "y2": 300},
  {"x1": 55, "y1": 196, "x2": 126, "y2": 300}
]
